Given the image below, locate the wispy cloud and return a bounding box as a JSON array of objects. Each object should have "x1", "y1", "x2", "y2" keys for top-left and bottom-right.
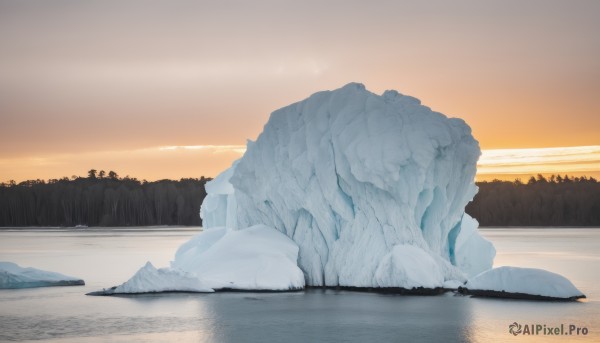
[
  {"x1": 478, "y1": 145, "x2": 600, "y2": 176},
  {"x1": 153, "y1": 144, "x2": 600, "y2": 177},
  {"x1": 157, "y1": 145, "x2": 247, "y2": 154}
]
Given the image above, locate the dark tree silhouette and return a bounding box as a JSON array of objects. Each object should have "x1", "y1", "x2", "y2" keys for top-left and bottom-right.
[
  {"x1": 1, "y1": 172, "x2": 599, "y2": 227},
  {"x1": 466, "y1": 175, "x2": 600, "y2": 226},
  {"x1": 0, "y1": 171, "x2": 210, "y2": 227},
  {"x1": 108, "y1": 171, "x2": 119, "y2": 180}
]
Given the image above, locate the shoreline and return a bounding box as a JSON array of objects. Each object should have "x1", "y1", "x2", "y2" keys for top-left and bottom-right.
[{"x1": 1, "y1": 226, "x2": 599, "y2": 230}]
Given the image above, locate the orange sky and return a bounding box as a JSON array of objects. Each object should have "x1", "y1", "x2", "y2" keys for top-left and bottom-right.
[{"x1": 1, "y1": 1, "x2": 599, "y2": 182}]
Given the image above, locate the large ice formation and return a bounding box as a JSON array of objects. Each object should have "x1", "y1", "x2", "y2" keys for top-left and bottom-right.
[
  {"x1": 0, "y1": 262, "x2": 84, "y2": 289},
  {"x1": 461, "y1": 267, "x2": 585, "y2": 300},
  {"x1": 201, "y1": 83, "x2": 492, "y2": 288},
  {"x1": 95, "y1": 83, "x2": 584, "y2": 298}
]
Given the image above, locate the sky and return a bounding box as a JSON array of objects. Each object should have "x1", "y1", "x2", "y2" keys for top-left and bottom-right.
[{"x1": 1, "y1": 0, "x2": 599, "y2": 182}]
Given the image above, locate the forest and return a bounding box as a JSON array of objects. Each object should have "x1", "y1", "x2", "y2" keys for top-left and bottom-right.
[
  {"x1": 466, "y1": 174, "x2": 600, "y2": 226},
  {"x1": 1, "y1": 171, "x2": 599, "y2": 227},
  {"x1": 0, "y1": 170, "x2": 209, "y2": 227}
]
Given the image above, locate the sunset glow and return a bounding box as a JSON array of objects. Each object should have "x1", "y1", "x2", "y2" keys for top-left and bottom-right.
[
  {"x1": 2, "y1": 145, "x2": 600, "y2": 183},
  {"x1": 477, "y1": 146, "x2": 600, "y2": 181},
  {"x1": 0, "y1": 1, "x2": 598, "y2": 183}
]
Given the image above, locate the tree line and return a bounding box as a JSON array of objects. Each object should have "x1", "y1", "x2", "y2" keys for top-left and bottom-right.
[
  {"x1": 1, "y1": 171, "x2": 599, "y2": 227},
  {"x1": 465, "y1": 174, "x2": 600, "y2": 226},
  {"x1": 0, "y1": 170, "x2": 209, "y2": 227}
]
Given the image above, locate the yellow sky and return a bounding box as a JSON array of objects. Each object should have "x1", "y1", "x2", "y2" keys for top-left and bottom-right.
[
  {"x1": 2, "y1": 145, "x2": 600, "y2": 183},
  {"x1": 1, "y1": 1, "x2": 599, "y2": 182}
]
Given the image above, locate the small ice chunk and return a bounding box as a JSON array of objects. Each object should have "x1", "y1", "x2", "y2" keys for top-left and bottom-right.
[
  {"x1": 173, "y1": 225, "x2": 305, "y2": 291},
  {"x1": 0, "y1": 262, "x2": 84, "y2": 289},
  {"x1": 110, "y1": 262, "x2": 213, "y2": 294},
  {"x1": 462, "y1": 266, "x2": 585, "y2": 300},
  {"x1": 91, "y1": 225, "x2": 305, "y2": 295}
]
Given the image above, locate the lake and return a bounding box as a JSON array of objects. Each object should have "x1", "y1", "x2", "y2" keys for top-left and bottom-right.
[{"x1": 0, "y1": 227, "x2": 598, "y2": 342}]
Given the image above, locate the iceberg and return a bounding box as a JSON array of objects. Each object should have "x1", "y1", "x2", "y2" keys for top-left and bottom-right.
[
  {"x1": 0, "y1": 262, "x2": 84, "y2": 289},
  {"x1": 459, "y1": 267, "x2": 586, "y2": 300},
  {"x1": 203, "y1": 83, "x2": 481, "y2": 288},
  {"x1": 94, "y1": 83, "x2": 584, "y2": 298}
]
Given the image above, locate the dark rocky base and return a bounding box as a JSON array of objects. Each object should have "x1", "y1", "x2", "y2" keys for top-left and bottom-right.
[
  {"x1": 307, "y1": 285, "x2": 446, "y2": 295},
  {"x1": 215, "y1": 287, "x2": 304, "y2": 293},
  {"x1": 86, "y1": 286, "x2": 304, "y2": 296},
  {"x1": 87, "y1": 285, "x2": 443, "y2": 296},
  {"x1": 86, "y1": 286, "x2": 116, "y2": 296},
  {"x1": 87, "y1": 289, "x2": 210, "y2": 296},
  {"x1": 88, "y1": 285, "x2": 585, "y2": 301},
  {"x1": 457, "y1": 287, "x2": 586, "y2": 301}
]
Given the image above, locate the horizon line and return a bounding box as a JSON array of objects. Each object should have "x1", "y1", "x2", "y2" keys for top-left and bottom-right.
[{"x1": 1, "y1": 144, "x2": 599, "y2": 183}]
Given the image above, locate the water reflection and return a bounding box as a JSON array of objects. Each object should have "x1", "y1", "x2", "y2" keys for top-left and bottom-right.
[
  {"x1": 197, "y1": 290, "x2": 475, "y2": 343},
  {"x1": 467, "y1": 296, "x2": 595, "y2": 342}
]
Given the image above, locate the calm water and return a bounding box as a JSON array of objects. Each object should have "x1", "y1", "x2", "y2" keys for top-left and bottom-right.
[{"x1": 0, "y1": 227, "x2": 598, "y2": 342}]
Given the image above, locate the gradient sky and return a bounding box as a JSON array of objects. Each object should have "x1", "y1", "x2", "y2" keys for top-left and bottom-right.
[{"x1": 1, "y1": 1, "x2": 599, "y2": 182}]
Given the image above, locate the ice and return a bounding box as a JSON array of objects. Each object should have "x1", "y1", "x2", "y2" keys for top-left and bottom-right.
[
  {"x1": 204, "y1": 83, "x2": 482, "y2": 288},
  {"x1": 374, "y1": 245, "x2": 444, "y2": 289},
  {"x1": 173, "y1": 226, "x2": 228, "y2": 271},
  {"x1": 0, "y1": 261, "x2": 84, "y2": 289},
  {"x1": 106, "y1": 262, "x2": 213, "y2": 294},
  {"x1": 200, "y1": 162, "x2": 238, "y2": 229},
  {"x1": 172, "y1": 225, "x2": 305, "y2": 291},
  {"x1": 449, "y1": 214, "x2": 495, "y2": 278},
  {"x1": 462, "y1": 266, "x2": 585, "y2": 300},
  {"x1": 92, "y1": 225, "x2": 304, "y2": 294}
]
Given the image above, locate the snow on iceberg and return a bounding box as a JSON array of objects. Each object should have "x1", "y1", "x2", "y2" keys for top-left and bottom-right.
[
  {"x1": 460, "y1": 266, "x2": 586, "y2": 300},
  {"x1": 0, "y1": 262, "x2": 84, "y2": 289},
  {"x1": 203, "y1": 82, "x2": 483, "y2": 288}
]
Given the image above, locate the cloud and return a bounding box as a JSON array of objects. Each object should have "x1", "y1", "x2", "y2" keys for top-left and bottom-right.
[
  {"x1": 478, "y1": 145, "x2": 600, "y2": 176},
  {"x1": 157, "y1": 145, "x2": 247, "y2": 154}
]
